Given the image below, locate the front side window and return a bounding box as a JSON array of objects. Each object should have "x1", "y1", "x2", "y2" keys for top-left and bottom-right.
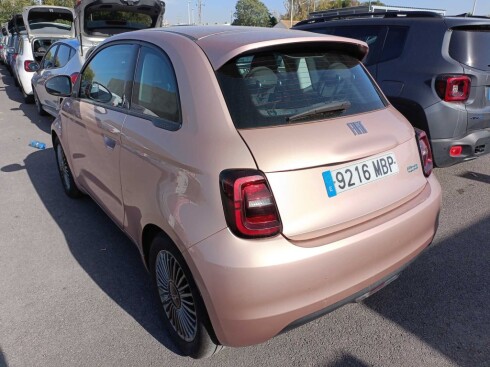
[
  {"x1": 217, "y1": 48, "x2": 387, "y2": 129},
  {"x1": 79, "y1": 44, "x2": 137, "y2": 108},
  {"x1": 130, "y1": 46, "x2": 181, "y2": 124}
]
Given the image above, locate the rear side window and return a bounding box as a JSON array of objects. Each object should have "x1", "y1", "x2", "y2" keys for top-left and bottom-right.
[
  {"x1": 308, "y1": 26, "x2": 386, "y2": 66},
  {"x1": 131, "y1": 46, "x2": 181, "y2": 124},
  {"x1": 217, "y1": 48, "x2": 386, "y2": 129},
  {"x1": 379, "y1": 26, "x2": 408, "y2": 63},
  {"x1": 54, "y1": 44, "x2": 72, "y2": 68},
  {"x1": 449, "y1": 26, "x2": 490, "y2": 71}
]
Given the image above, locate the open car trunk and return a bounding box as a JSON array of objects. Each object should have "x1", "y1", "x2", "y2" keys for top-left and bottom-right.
[
  {"x1": 22, "y1": 6, "x2": 75, "y2": 62},
  {"x1": 75, "y1": 0, "x2": 165, "y2": 56},
  {"x1": 22, "y1": 6, "x2": 74, "y2": 39}
]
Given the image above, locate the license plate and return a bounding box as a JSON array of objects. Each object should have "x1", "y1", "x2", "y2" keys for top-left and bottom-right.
[{"x1": 322, "y1": 153, "x2": 399, "y2": 198}]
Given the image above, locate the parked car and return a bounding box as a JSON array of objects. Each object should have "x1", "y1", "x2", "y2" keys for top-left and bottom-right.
[
  {"x1": 45, "y1": 26, "x2": 441, "y2": 358},
  {"x1": 13, "y1": 5, "x2": 75, "y2": 103},
  {"x1": 294, "y1": 11, "x2": 490, "y2": 167},
  {"x1": 5, "y1": 33, "x2": 20, "y2": 75},
  {"x1": 31, "y1": 39, "x2": 81, "y2": 115},
  {"x1": 0, "y1": 32, "x2": 8, "y2": 64},
  {"x1": 4, "y1": 14, "x2": 24, "y2": 74},
  {"x1": 31, "y1": 0, "x2": 165, "y2": 116}
]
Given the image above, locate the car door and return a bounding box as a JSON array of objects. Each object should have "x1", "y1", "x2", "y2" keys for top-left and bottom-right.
[
  {"x1": 63, "y1": 42, "x2": 138, "y2": 227},
  {"x1": 34, "y1": 44, "x2": 58, "y2": 107},
  {"x1": 119, "y1": 44, "x2": 182, "y2": 242}
]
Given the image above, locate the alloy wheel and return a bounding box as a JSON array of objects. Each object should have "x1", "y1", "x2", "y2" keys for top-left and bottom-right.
[{"x1": 155, "y1": 250, "x2": 198, "y2": 342}]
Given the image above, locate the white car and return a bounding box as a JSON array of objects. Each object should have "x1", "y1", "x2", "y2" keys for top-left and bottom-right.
[
  {"x1": 13, "y1": 5, "x2": 74, "y2": 103},
  {"x1": 31, "y1": 38, "x2": 83, "y2": 115},
  {"x1": 31, "y1": 0, "x2": 165, "y2": 116}
]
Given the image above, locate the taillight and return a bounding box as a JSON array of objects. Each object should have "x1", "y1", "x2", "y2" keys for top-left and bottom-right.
[
  {"x1": 70, "y1": 72, "x2": 79, "y2": 85},
  {"x1": 24, "y1": 60, "x2": 36, "y2": 72},
  {"x1": 220, "y1": 169, "x2": 282, "y2": 238},
  {"x1": 415, "y1": 129, "x2": 433, "y2": 177},
  {"x1": 449, "y1": 145, "x2": 463, "y2": 157},
  {"x1": 12, "y1": 53, "x2": 18, "y2": 61},
  {"x1": 435, "y1": 75, "x2": 470, "y2": 102}
]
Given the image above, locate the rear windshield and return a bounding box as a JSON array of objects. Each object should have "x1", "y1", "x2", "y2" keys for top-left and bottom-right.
[
  {"x1": 28, "y1": 9, "x2": 73, "y2": 34},
  {"x1": 449, "y1": 26, "x2": 490, "y2": 71},
  {"x1": 217, "y1": 48, "x2": 386, "y2": 129},
  {"x1": 84, "y1": 10, "x2": 153, "y2": 36}
]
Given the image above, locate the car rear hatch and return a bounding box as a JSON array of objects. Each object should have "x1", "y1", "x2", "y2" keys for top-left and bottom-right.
[
  {"x1": 217, "y1": 44, "x2": 429, "y2": 245},
  {"x1": 22, "y1": 6, "x2": 74, "y2": 39},
  {"x1": 75, "y1": 0, "x2": 165, "y2": 56},
  {"x1": 447, "y1": 21, "x2": 490, "y2": 134}
]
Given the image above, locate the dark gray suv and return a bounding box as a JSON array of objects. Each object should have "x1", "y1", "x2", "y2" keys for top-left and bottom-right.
[{"x1": 294, "y1": 11, "x2": 490, "y2": 167}]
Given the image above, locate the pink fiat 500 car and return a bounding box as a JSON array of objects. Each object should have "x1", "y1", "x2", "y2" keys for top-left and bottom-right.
[{"x1": 45, "y1": 26, "x2": 441, "y2": 358}]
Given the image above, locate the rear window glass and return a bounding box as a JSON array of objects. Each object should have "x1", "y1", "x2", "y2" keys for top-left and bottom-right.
[
  {"x1": 85, "y1": 10, "x2": 153, "y2": 35},
  {"x1": 28, "y1": 10, "x2": 73, "y2": 34},
  {"x1": 449, "y1": 26, "x2": 490, "y2": 71},
  {"x1": 217, "y1": 48, "x2": 386, "y2": 129}
]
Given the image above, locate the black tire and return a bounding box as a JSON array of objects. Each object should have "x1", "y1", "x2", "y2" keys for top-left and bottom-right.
[
  {"x1": 54, "y1": 137, "x2": 82, "y2": 198},
  {"x1": 33, "y1": 88, "x2": 47, "y2": 116},
  {"x1": 149, "y1": 234, "x2": 222, "y2": 359}
]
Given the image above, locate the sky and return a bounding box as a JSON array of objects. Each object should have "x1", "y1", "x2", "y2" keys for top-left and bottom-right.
[{"x1": 163, "y1": 0, "x2": 490, "y2": 25}]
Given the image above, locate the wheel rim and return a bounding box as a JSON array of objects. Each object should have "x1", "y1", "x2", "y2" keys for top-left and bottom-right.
[
  {"x1": 56, "y1": 144, "x2": 71, "y2": 190},
  {"x1": 156, "y1": 250, "x2": 197, "y2": 342}
]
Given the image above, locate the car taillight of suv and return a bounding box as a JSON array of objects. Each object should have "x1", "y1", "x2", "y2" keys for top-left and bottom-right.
[
  {"x1": 220, "y1": 169, "x2": 281, "y2": 238},
  {"x1": 24, "y1": 60, "x2": 36, "y2": 72},
  {"x1": 435, "y1": 75, "x2": 471, "y2": 102}
]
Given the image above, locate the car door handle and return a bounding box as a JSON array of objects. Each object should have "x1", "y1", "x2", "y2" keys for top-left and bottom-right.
[{"x1": 103, "y1": 135, "x2": 116, "y2": 150}]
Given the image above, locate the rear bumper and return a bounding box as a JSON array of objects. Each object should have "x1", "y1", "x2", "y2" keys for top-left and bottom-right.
[
  {"x1": 431, "y1": 128, "x2": 490, "y2": 167},
  {"x1": 187, "y1": 175, "x2": 441, "y2": 347}
]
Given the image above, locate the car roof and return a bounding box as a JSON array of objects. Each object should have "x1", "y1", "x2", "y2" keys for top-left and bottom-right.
[{"x1": 107, "y1": 25, "x2": 368, "y2": 70}]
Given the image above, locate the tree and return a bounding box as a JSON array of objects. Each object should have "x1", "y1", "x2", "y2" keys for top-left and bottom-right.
[
  {"x1": 0, "y1": 0, "x2": 37, "y2": 25},
  {"x1": 232, "y1": 0, "x2": 272, "y2": 27},
  {"x1": 0, "y1": 0, "x2": 76, "y2": 25}
]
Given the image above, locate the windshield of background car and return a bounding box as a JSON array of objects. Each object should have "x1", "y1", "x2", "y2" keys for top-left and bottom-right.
[
  {"x1": 84, "y1": 10, "x2": 153, "y2": 36},
  {"x1": 217, "y1": 47, "x2": 387, "y2": 129},
  {"x1": 449, "y1": 25, "x2": 490, "y2": 71}
]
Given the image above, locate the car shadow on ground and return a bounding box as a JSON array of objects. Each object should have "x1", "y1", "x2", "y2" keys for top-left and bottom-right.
[
  {"x1": 0, "y1": 347, "x2": 7, "y2": 367},
  {"x1": 0, "y1": 66, "x2": 53, "y2": 135},
  {"x1": 362, "y1": 215, "x2": 490, "y2": 367},
  {"x1": 3, "y1": 148, "x2": 182, "y2": 356}
]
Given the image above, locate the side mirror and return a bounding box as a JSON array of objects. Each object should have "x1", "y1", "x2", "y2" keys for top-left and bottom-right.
[
  {"x1": 86, "y1": 82, "x2": 112, "y2": 104},
  {"x1": 45, "y1": 75, "x2": 72, "y2": 97}
]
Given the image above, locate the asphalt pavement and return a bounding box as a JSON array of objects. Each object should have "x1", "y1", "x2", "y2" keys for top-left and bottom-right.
[{"x1": 0, "y1": 64, "x2": 489, "y2": 367}]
